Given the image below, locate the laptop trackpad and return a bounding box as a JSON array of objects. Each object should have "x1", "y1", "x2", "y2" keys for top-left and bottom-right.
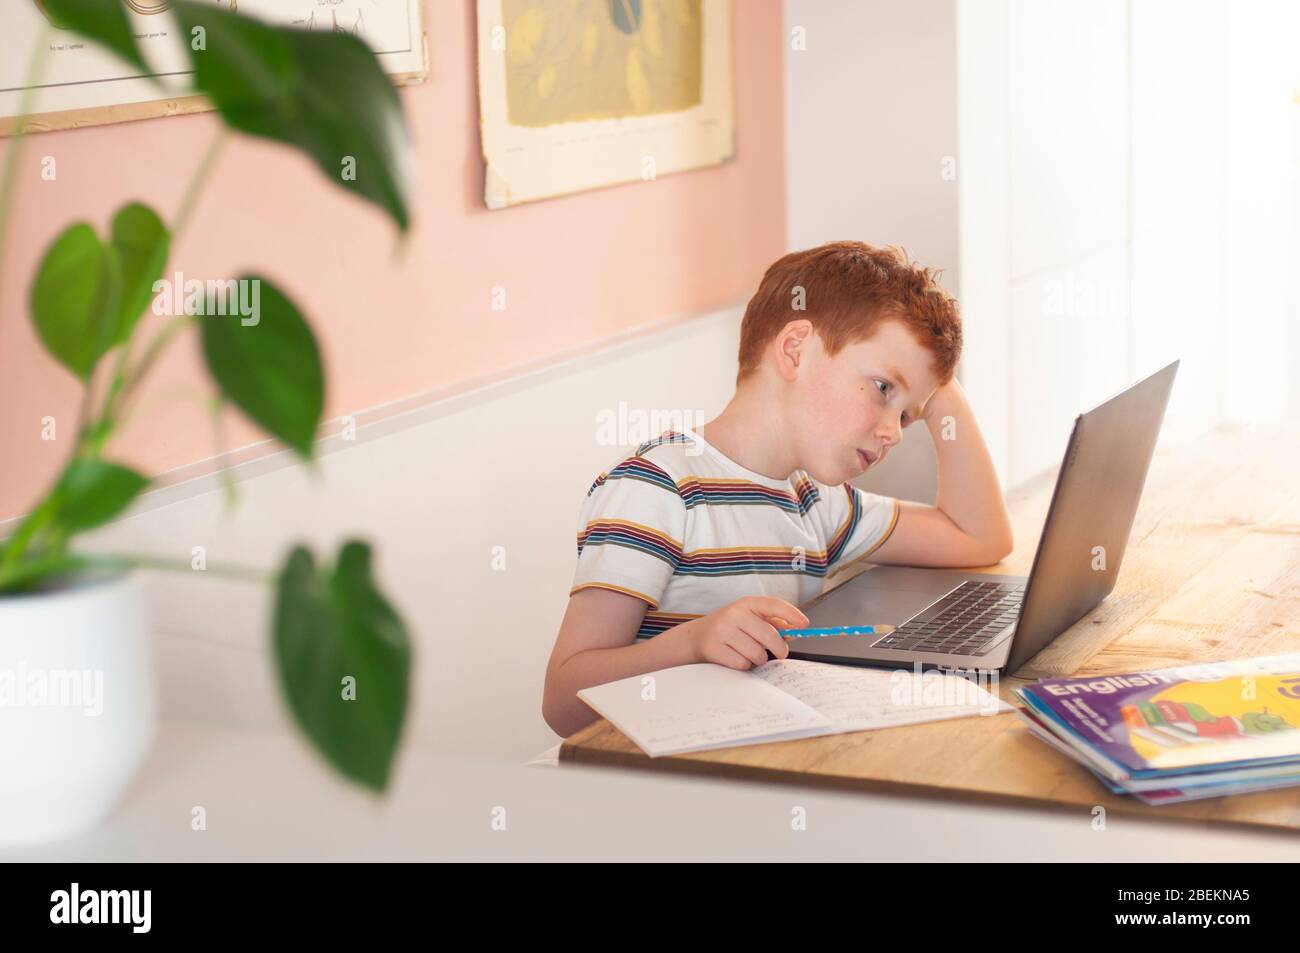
[
  {"x1": 800, "y1": 582, "x2": 946, "y2": 629},
  {"x1": 806, "y1": 567, "x2": 967, "y2": 628}
]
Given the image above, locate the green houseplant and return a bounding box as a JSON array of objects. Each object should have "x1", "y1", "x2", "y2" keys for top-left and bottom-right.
[{"x1": 0, "y1": 0, "x2": 415, "y2": 834}]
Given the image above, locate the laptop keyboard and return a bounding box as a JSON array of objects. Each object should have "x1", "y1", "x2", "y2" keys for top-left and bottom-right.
[{"x1": 870, "y1": 580, "x2": 1025, "y2": 657}]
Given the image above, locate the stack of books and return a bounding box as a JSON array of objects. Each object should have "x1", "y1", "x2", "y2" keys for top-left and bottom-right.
[{"x1": 1016, "y1": 654, "x2": 1300, "y2": 805}]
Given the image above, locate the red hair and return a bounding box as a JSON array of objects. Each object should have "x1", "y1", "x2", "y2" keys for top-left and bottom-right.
[{"x1": 736, "y1": 241, "x2": 962, "y2": 384}]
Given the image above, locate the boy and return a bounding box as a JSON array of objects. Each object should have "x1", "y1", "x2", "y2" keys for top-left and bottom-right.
[{"x1": 542, "y1": 241, "x2": 1013, "y2": 738}]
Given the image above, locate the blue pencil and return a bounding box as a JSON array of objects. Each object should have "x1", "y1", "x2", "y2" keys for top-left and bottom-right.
[{"x1": 778, "y1": 625, "x2": 877, "y2": 638}]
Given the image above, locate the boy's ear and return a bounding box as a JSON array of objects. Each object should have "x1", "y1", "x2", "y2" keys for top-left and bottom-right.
[{"x1": 775, "y1": 319, "x2": 814, "y2": 380}]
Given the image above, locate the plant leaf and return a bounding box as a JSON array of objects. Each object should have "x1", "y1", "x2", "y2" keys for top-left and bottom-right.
[
  {"x1": 109, "y1": 202, "x2": 170, "y2": 344},
  {"x1": 273, "y1": 541, "x2": 411, "y2": 791},
  {"x1": 39, "y1": 0, "x2": 152, "y2": 74},
  {"x1": 30, "y1": 222, "x2": 123, "y2": 380},
  {"x1": 52, "y1": 459, "x2": 149, "y2": 532},
  {"x1": 198, "y1": 275, "x2": 324, "y2": 457},
  {"x1": 172, "y1": 0, "x2": 410, "y2": 232}
]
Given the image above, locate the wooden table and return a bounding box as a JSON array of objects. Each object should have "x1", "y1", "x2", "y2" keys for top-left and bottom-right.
[{"x1": 561, "y1": 420, "x2": 1300, "y2": 833}]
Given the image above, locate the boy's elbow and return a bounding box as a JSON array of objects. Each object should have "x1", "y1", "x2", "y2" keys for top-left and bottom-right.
[
  {"x1": 541, "y1": 687, "x2": 564, "y2": 736},
  {"x1": 542, "y1": 687, "x2": 590, "y2": 739},
  {"x1": 542, "y1": 698, "x2": 565, "y2": 737},
  {"x1": 542, "y1": 701, "x2": 591, "y2": 740},
  {"x1": 959, "y1": 529, "x2": 1013, "y2": 567},
  {"x1": 987, "y1": 529, "x2": 1014, "y2": 564}
]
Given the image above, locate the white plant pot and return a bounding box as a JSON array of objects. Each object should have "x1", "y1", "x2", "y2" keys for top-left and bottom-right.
[{"x1": 0, "y1": 574, "x2": 156, "y2": 846}]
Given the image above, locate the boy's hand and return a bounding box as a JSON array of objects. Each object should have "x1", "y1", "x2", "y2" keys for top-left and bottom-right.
[
  {"x1": 676, "y1": 597, "x2": 809, "y2": 670},
  {"x1": 869, "y1": 375, "x2": 1015, "y2": 569},
  {"x1": 918, "y1": 378, "x2": 962, "y2": 423}
]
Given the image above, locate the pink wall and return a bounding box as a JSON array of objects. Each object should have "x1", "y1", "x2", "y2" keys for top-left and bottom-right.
[{"x1": 0, "y1": 0, "x2": 786, "y2": 522}]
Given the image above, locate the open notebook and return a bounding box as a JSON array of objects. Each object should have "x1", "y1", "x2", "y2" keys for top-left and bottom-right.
[{"x1": 578, "y1": 659, "x2": 1011, "y2": 758}]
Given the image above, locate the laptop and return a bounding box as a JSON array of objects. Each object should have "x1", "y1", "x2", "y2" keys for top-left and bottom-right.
[{"x1": 790, "y1": 359, "x2": 1179, "y2": 675}]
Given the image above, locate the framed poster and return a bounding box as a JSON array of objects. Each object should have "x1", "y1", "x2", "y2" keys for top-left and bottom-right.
[
  {"x1": 476, "y1": 0, "x2": 734, "y2": 209},
  {"x1": 1, "y1": 0, "x2": 427, "y2": 136}
]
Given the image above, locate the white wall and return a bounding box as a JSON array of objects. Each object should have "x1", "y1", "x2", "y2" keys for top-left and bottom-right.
[
  {"x1": 784, "y1": 0, "x2": 959, "y2": 274},
  {"x1": 959, "y1": 0, "x2": 1132, "y2": 489},
  {"x1": 1216, "y1": 1, "x2": 1300, "y2": 420},
  {"x1": 1129, "y1": 0, "x2": 1224, "y2": 421},
  {"x1": 784, "y1": 0, "x2": 960, "y2": 504},
  {"x1": 954, "y1": 0, "x2": 1011, "y2": 490}
]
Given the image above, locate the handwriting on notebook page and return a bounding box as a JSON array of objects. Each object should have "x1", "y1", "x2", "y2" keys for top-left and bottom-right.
[{"x1": 750, "y1": 659, "x2": 1008, "y2": 730}]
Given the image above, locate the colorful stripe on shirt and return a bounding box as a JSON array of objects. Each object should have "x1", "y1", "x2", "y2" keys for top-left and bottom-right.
[
  {"x1": 635, "y1": 430, "x2": 694, "y2": 456},
  {"x1": 636, "y1": 610, "x2": 703, "y2": 638},
  {"x1": 576, "y1": 518, "x2": 683, "y2": 567},
  {"x1": 826, "y1": 483, "x2": 885, "y2": 565},
  {"x1": 569, "y1": 581, "x2": 660, "y2": 608},
  {"x1": 677, "y1": 474, "x2": 819, "y2": 514},
  {"x1": 676, "y1": 544, "x2": 834, "y2": 577},
  {"x1": 826, "y1": 492, "x2": 900, "y2": 569},
  {"x1": 587, "y1": 455, "x2": 678, "y2": 497}
]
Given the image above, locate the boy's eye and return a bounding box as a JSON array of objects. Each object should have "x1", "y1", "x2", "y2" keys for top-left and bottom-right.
[{"x1": 873, "y1": 379, "x2": 889, "y2": 397}]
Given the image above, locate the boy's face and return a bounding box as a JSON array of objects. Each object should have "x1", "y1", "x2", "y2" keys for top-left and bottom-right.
[{"x1": 784, "y1": 318, "x2": 943, "y2": 486}]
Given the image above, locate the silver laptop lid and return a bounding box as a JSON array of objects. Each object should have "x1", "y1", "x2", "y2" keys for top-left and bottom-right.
[{"x1": 1003, "y1": 360, "x2": 1179, "y2": 673}]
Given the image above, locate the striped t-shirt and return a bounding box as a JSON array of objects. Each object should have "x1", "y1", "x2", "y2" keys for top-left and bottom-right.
[{"x1": 570, "y1": 428, "x2": 901, "y2": 639}]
